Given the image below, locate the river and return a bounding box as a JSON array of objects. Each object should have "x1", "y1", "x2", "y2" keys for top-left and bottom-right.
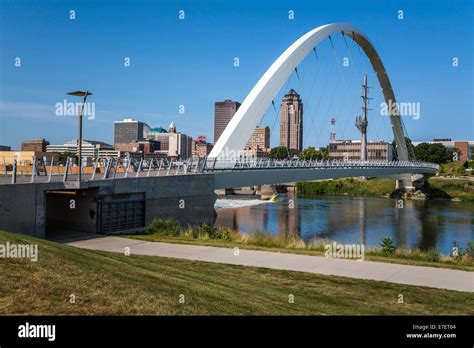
[{"x1": 214, "y1": 194, "x2": 474, "y2": 255}]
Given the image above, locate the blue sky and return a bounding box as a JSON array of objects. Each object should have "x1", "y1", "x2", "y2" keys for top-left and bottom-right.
[{"x1": 0, "y1": 0, "x2": 472, "y2": 149}]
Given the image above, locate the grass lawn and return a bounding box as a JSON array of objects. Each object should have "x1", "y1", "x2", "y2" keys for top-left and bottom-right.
[
  {"x1": 297, "y1": 178, "x2": 395, "y2": 197},
  {"x1": 427, "y1": 177, "x2": 474, "y2": 202},
  {"x1": 0, "y1": 230, "x2": 473, "y2": 315}
]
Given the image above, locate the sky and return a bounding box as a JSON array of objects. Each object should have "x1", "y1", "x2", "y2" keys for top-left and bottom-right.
[{"x1": 0, "y1": 0, "x2": 473, "y2": 149}]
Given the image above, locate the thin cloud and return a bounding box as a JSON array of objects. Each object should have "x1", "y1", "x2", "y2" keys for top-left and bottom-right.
[{"x1": 0, "y1": 100, "x2": 56, "y2": 120}]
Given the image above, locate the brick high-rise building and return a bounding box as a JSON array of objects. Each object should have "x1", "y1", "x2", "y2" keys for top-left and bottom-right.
[
  {"x1": 246, "y1": 126, "x2": 270, "y2": 150},
  {"x1": 279, "y1": 89, "x2": 303, "y2": 153},
  {"x1": 21, "y1": 138, "x2": 49, "y2": 152},
  {"x1": 193, "y1": 140, "x2": 213, "y2": 157},
  {"x1": 214, "y1": 100, "x2": 241, "y2": 145}
]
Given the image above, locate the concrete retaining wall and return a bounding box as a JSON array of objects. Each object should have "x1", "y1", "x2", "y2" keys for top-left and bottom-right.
[
  {"x1": 0, "y1": 174, "x2": 217, "y2": 238},
  {"x1": 0, "y1": 183, "x2": 42, "y2": 237}
]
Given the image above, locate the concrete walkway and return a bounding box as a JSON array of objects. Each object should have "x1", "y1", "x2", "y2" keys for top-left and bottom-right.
[{"x1": 61, "y1": 235, "x2": 474, "y2": 293}]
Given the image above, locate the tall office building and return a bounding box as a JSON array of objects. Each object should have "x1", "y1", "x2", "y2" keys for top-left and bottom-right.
[
  {"x1": 246, "y1": 126, "x2": 270, "y2": 150},
  {"x1": 214, "y1": 100, "x2": 241, "y2": 144},
  {"x1": 114, "y1": 118, "x2": 151, "y2": 145},
  {"x1": 169, "y1": 133, "x2": 193, "y2": 159},
  {"x1": 279, "y1": 89, "x2": 303, "y2": 153}
]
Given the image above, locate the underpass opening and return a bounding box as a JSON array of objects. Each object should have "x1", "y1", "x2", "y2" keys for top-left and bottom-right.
[
  {"x1": 45, "y1": 189, "x2": 146, "y2": 240},
  {"x1": 45, "y1": 188, "x2": 99, "y2": 240}
]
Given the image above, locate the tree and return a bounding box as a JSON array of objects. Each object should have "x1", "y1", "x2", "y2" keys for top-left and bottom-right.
[
  {"x1": 58, "y1": 151, "x2": 77, "y2": 165},
  {"x1": 298, "y1": 147, "x2": 329, "y2": 160},
  {"x1": 413, "y1": 143, "x2": 459, "y2": 165},
  {"x1": 268, "y1": 146, "x2": 289, "y2": 160}
]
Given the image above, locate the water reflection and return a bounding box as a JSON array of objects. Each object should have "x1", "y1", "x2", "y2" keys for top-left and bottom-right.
[{"x1": 215, "y1": 194, "x2": 474, "y2": 254}]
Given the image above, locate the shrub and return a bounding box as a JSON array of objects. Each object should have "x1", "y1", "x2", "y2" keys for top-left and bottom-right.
[
  {"x1": 199, "y1": 223, "x2": 215, "y2": 237},
  {"x1": 197, "y1": 223, "x2": 231, "y2": 240},
  {"x1": 465, "y1": 241, "x2": 474, "y2": 258},
  {"x1": 424, "y1": 249, "x2": 440, "y2": 262},
  {"x1": 216, "y1": 228, "x2": 232, "y2": 241},
  {"x1": 380, "y1": 237, "x2": 396, "y2": 255},
  {"x1": 144, "y1": 218, "x2": 181, "y2": 236}
]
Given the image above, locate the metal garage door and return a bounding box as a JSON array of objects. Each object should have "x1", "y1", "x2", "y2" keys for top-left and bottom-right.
[{"x1": 97, "y1": 194, "x2": 145, "y2": 233}]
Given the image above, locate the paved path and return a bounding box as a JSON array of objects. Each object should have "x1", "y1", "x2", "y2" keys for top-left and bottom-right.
[{"x1": 61, "y1": 235, "x2": 474, "y2": 293}]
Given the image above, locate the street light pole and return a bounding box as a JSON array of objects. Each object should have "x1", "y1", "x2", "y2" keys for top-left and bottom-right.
[{"x1": 67, "y1": 90, "x2": 92, "y2": 182}]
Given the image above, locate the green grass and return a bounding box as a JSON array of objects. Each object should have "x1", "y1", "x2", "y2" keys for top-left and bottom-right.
[
  {"x1": 439, "y1": 160, "x2": 473, "y2": 176},
  {"x1": 1, "y1": 230, "x2": 473, "y2": 315},
  {"x1": 297, "y1": 178, "x2": 395, "y2": 197},
  {"x1": 426, "y1": 177, "x2": 474, "y2": 202},
  {"x1": 295, "y1": 176, "x2": 474, "y2": 202}
]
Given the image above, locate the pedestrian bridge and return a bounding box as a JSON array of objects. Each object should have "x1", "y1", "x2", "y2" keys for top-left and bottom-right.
[
  {"x1": 198, "y1": 158, "x2": 438, "y2": 189},
  {"x1": 1, "y1": 156, "x2": 438, "y2": 189}
]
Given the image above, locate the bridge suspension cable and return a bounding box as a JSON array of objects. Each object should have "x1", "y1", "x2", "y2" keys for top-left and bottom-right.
[{"x1": 209, "y1": 23, "x2": 413, "y2": 163}]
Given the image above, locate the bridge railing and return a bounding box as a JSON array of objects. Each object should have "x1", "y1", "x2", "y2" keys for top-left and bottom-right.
[
  {"x1": 1, "y1": 155, "x2": 200, "y2": 184},
  {"x1": 196, "y1": 157, "x2": 439, "y2": 173},
  {"x1": 1, "y1": 154, "x2": 439, "y2": 184}
]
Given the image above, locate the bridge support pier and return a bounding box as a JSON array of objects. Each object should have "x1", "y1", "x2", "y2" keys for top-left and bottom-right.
[{"x1": 395, "y1": 175, "x2": 425, "y2": 192}]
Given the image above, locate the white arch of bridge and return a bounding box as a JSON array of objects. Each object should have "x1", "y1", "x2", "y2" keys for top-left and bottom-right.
[{"x1": 209, "y1": 23, "x2": 410, "y2": 161}]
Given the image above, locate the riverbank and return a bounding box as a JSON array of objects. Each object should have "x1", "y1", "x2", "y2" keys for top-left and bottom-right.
[
  {"x1": 3, "y1": 230, "x2": 472, "y2": 315},
  {"x1": 296, "y1": 177, "x2": 474, "y2": 202},
  {"x1": 426, "y1": 177, "x2": 474, "y2": 202},
  {"x1": 296, "y1": 177, "x2": 395, "y2": 197},
  {"x1": 127, "y1": 218, "x2": 474, "y2": 271}
]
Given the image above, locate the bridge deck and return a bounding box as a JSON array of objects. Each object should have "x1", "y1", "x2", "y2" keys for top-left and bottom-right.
[{"x1": 0, "y1": 160, "x2": 438, "y2": 188}]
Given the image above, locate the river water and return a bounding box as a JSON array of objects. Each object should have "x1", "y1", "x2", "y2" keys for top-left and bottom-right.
[{"x1": 214, "y1": 195, "x2": 474, "y2": 255}]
